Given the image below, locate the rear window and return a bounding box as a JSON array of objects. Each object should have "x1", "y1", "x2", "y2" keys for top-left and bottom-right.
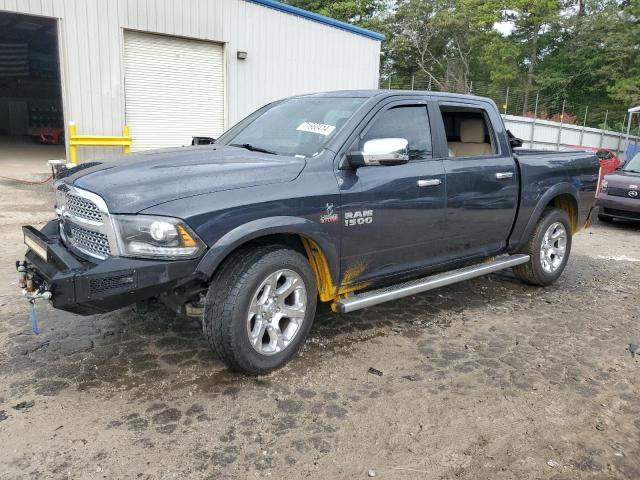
[{"x1": 439, "y1": 106, "x2": 497, "y2": 158}]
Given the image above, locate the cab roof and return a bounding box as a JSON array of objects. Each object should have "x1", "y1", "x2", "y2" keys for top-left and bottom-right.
[{"x1": 299, "y1": 90, "x2": 494, "y2": 103}]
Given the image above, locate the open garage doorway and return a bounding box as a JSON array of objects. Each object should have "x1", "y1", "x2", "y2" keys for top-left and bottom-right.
[{"x1": 0, "y1": 12, "x2": 65, "y2": 178}]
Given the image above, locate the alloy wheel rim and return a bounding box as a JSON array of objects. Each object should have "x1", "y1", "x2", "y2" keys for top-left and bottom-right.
[
  {"x1": 246, "y1": 269, "x2": 307, "y2": 356},
  {"x1": 540, "y1": 222, "x2": 567, "y2": 273}
]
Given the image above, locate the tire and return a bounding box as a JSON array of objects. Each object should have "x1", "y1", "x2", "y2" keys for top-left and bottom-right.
[
  {"x1": 597, "y1": 213, "x2": 613, "y2": 223},
  {"x1": 203, "y1": 245, "x2": 317, "y2": 375},
  {"x1": 513, "y1": 208, "x2": 572, "y2": 286}
]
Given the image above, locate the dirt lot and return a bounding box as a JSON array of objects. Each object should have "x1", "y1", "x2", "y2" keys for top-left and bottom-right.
[{"x1": 0, "y1": 169, "x2": 638, "y2": 479}]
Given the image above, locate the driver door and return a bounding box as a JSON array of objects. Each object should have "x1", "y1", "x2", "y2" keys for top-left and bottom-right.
[{"x1": 337, "y1": 99, "x2": 447, "y2": 285}]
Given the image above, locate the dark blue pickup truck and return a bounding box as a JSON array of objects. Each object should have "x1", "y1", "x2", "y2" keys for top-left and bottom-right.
[{"x1": 18, "y1": 90, "x2": 600, "y2": 374}]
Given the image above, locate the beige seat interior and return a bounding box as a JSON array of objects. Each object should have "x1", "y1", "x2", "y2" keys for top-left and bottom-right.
[{"x1": 448, "y1": 118, "x2": 494, "y2": 157}]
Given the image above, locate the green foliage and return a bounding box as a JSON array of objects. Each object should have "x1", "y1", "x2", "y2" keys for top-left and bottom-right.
[
  {"x1": 532, "y1": 0, "x2": 639, "y2": 124},
  {"x1": 284, "y1": 0, "x2": 639, "y2": 126},
  {"x1": 605, "y1": 0, "x2": 640, "y2": 107},
  {"x1": 283, "y1": 0, "x2": 385, "y2": 27},
  {"x1": 478, "y1": 32, "x2": 520, "y2": 85}
]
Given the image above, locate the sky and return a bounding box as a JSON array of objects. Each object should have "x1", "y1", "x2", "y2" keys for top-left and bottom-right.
[{"x1": 494, "y1": 20, "x2": 515, "y2": 35}]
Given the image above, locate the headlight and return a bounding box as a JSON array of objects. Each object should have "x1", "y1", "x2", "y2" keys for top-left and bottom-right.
[
  {"x1": 601, "y1": 179, "x2": 608, "y2": 193},
  {"x1": 112, "y1": 215, "x2": 205, "y2": 259}
]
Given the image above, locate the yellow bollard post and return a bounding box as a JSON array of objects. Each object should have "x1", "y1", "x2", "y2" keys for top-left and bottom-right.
[
  {"x1": 123, "y1": 125, "x2": 131, "y2": 154},
  {"x1": 68, "y1": 122, "x2": 78, "y2": 164}
]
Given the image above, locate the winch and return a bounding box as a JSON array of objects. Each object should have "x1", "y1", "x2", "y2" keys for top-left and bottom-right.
[{"x1": 16, "y1": 260, "x2": 52, "y2": 335}]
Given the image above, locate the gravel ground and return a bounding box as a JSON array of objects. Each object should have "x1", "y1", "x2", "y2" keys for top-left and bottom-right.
[{"x1": 0, "y1": 174, "x2": 638, "y2": 479}]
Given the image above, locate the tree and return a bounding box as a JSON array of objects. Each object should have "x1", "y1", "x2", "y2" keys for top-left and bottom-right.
[
  {"x1": 384, "y1": 0, "x2": 493, "y2": 92},
  {"x1": 283, "y1": 0, "x2": 385, "y2": 28},
  {"x1": 606, "y1": 0, "x2": 640, "y2": 107},
  {"x1": 536, "y1": 0, "x2": 640, "y2": 124},
  {"x1": 489, "y1": 0, "x2": 562, "y2": 114},
  {"x1": 286, "y1": 0, "x2": 639, "y2": 125}
]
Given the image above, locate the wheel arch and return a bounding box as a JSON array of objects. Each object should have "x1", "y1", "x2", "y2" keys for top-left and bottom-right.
[
  {"x1": 513, "y1": 183, "x2": 580, "y2": 251},
  {"x1": 549, "y1": 193, "x2": 579, "y2": 233},
  {"x1": 194, "y1": 217, "x2": 341, "y2": 302}
]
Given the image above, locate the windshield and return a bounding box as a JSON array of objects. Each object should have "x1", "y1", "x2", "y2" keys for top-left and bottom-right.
[
  {"x1": 623, "y1": 152, "x2": 640, "y2": 172},
  {"x1": 216, "y1": 97, "x2": 365, "y2": 157}
]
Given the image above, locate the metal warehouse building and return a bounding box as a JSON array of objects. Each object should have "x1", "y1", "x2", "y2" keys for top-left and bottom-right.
[{"x1": 0, "y1": 0, "x2": 382, "y2": 162}]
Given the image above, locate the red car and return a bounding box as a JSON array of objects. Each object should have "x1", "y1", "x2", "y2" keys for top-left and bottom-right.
[{"x1": 569, "y1": 146, "x2": 621, "y2": 197}]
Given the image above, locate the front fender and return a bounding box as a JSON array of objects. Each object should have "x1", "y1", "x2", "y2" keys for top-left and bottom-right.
[
  {"x1": 194, "y1": 216, "x2": 339, "y2": 284},
  {"x1": 509, "y1": 182, "x2": 580, "y2": 251}
]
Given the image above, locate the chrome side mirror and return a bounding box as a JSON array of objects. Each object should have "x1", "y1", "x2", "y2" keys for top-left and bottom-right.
[{"x1": 345, "y1": 138, "x2": 410, "y2": 168}]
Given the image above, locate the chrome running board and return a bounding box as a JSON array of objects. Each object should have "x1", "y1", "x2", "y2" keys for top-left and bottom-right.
[{"x1": 334, "y1": 254, "x2": 530, "y2": 314}]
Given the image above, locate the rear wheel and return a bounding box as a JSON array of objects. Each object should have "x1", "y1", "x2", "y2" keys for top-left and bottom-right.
[
  {"x1": 513, "y1": 208, "x2": 572, "y2": 286},
  {"x1": 203, "y1": 245, "x2": 317, "y2": 375}
]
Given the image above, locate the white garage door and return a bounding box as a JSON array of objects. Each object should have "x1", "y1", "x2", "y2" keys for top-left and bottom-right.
[{"x1": 124, "y1": 31, "x2": 225, "y2": 152}]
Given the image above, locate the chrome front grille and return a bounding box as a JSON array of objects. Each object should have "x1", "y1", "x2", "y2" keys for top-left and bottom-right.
[
  {"x1": 56, "y1": 182, "x2": 115, "y2": 261},
  {"x1": 69, "y1": 224, "x2": 111, "y2": 258},
  {"x1": 66, "y1": 193, "x2": 103, "y2": 221}
]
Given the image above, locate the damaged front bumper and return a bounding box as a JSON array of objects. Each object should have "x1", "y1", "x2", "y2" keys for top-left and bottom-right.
[{"x1": 19, "y1": 220, "x2": 202, "y2": 315}]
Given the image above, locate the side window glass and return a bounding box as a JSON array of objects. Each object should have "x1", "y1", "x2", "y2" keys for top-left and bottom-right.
[
  {"x1": 362, "y1": 106, "x2": 432, "y2": 160},
  {"x1": 439, "y1": 105, "x2": 497, "y2": 158}
]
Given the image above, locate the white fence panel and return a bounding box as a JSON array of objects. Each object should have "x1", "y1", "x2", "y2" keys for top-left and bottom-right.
[{"x1": 502, "y1": 114, "x2": 640, "y2": 159}]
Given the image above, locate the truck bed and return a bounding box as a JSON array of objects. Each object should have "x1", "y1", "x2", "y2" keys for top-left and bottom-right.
[{"x1": 509, "y1": 148, "x2": 600, "y2": 250}]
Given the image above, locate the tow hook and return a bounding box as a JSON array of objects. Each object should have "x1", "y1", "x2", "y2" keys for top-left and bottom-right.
[
  {"x1": 22, "y1": 289, "x2": 53, "y2": 301},
  {"x1": 23, "y1": 289, "x2": 52, "y2": 336}
]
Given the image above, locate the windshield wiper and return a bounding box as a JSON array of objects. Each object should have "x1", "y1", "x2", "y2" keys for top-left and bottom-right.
[
  {"x1": 229, "y1": 143, "x2": 277, "y2": 155},
  {"x1": 624, "y1": 169, "x2": 640, "y2": 173}
]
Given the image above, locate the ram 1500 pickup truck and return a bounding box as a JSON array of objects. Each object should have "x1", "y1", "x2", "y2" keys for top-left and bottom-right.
[{"x1": 17, "y1": 90, "x2": 600, "y2": 374}]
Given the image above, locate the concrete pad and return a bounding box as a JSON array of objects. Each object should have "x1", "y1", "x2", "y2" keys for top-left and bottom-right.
[{"x1": 0, "y1": 135, "x2": 65, "y2": 179}]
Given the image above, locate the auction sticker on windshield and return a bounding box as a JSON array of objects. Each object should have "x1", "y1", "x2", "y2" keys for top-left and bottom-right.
[{"x1": 296, "y1": 122, "x2": 336, "y2": 136}]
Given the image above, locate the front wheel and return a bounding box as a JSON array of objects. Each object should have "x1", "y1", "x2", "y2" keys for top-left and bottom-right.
[
  {"x1": 513, "y1": 208, "x2": 572, "y2": 286},
  {"x1": 203, "y1": 245, "x2": 317, "y2": 375}
]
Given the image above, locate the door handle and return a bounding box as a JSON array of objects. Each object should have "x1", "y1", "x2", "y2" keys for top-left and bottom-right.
[
  {"x1": 495, "y1": 172, "x2": 514, "y2": 179},
  {"x1": 417, "y1": 179, "x2": 442, "y2": 187}
]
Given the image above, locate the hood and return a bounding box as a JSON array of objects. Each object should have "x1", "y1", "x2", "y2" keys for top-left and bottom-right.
[
  {"x1": 64, "y1": 146, "x2": 306, "y2": 213},
  {"x1": 604, "y1": 170, "x2": 640, "y2": 189}
]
